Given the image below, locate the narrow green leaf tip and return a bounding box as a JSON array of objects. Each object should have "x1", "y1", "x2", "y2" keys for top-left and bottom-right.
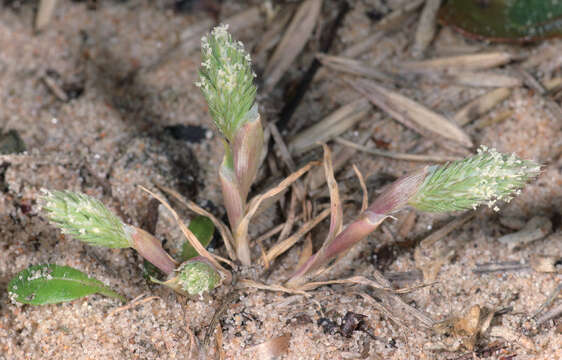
[
  {"x1": 7, "y1": 264, "x2": 125, "y2": 305},
  {"x1": 40, "y1": 189, "x2": 131, "y2": 248},
  {"x1": 408, "y1": 145, "x2": 540, "y2": 212},
  {"x1": 196, "y1": 24, "x2": 257, "y2": 141}
]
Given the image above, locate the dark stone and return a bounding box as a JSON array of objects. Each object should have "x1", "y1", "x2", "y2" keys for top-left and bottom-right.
[
  {"x1": 0, "y1": 129, "x2": 25, "y2": 154},
  {"x1": 164, "y1": 124, "x2": 208, "y2": 144}
]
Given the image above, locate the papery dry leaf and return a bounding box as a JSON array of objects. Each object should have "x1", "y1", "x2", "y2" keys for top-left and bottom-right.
[
  {"x1": 350, "y1": 79, "x2": 473, "y2": 147},
  {"x1": 250, "y1": 334, "x2": 291, "y2": 360},
  {"x1": 264, "y1": 0, "x2": 322, "y2": 92}
]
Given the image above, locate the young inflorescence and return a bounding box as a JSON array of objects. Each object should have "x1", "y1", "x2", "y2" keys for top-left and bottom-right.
[
  {"x1": 40, "y1": 190, "x2": 131, "y2": 248},
  {"x1": 177, "y1": 260, "x2": 221, "y2": 295},
  {"x1": 195, "y1": 24, "x2": 257, "y2": 141},
  {"x1": 408, "y1": 145, "x2": 541, "y2": 212}
]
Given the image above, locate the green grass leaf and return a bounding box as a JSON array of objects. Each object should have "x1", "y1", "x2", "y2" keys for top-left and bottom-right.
[
  {"x1": 439, "y1": 0, "x2": 562, "y2": 42},
  {"x1": 7, "y1": 264, "x2": 125, "y2": 305},
  {"x1": 180, "y1": 215, "x2": 215, "y2": 261}
]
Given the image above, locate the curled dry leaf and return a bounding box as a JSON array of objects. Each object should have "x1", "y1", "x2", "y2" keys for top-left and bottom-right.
[
  {"x1": 250, "y1": 334, "x2": 291, "y2": 360},
  {"x1": 35, "y1": 0, "x2": 57, "y2": 31},
  {"x1": 400, "y1": 52, "x2": 514, "y2": 71},
  {"x1": 350, "y1": 79, "x2": 473, "y2": 147},
  {"x1": 453, "y1": 87, "x2": 512, "y2": 126},
  {"x1": 434, "y1": 305, "x2": 496, "y2": 352},
  {"x1": 412, "y1": 0, "x2": 442, "y2": 58},
  {"x1": 490, "y1": 326, "x2": 536, "y2": 352},
  {"x1": 264, "y1": 0, "x2": 323, "y2": 92},
  {"x1": 288, "y1": 98, "x2": 371, "y2": 155}
]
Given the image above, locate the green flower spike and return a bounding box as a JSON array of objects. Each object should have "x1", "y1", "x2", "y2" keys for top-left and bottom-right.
[
  {"x1": 409, "y1": 145, "x2": 541, "y2": 212},
  {"x1": 40, "y1": 190, "x2": 177, "y2": 274},
  {"x1": 196, "y1": 25, "x2": 264, "y2": 266},
  {"x1": 40, "y1": 189, "x2": 131, "y2": 248},
  {"x1": 154, "y1": 257, "x2": 221, "y2": 296},
  {"x1": 288, "y1": 145, "x2": 540, "y2": 287},
  {"x1": 196, "y1": 24, "x2": 257, "y2": 141}
]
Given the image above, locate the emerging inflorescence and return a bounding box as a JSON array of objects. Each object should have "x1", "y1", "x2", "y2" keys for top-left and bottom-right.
[
  {"x1": 195, "y1": 24, "x2": 257, "y2": 142},
  {"x1": 408, "y1": 145, "x2": 541, "y2": 212}
]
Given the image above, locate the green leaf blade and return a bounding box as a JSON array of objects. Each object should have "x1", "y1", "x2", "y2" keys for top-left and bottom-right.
[
  {"x1": 180, "y1": 215, "x2": 215, "y2": 261},
  {"x1": 7, "y1": 264, "x2": 125, "y2": 305}
]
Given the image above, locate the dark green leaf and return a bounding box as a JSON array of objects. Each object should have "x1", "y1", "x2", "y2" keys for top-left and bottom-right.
[
  {"x1": 7, "y1": 264, "x2": 125, "y2": 305},
  {"x1": 180, "y1": 215, "x2": 214, "y2": 261},
  {"x1": 142, "y1": 259, "x2": 164, "y2": 282},
  {"x1": 439, "y1": 0, "x2": 562, "y2": 42}
]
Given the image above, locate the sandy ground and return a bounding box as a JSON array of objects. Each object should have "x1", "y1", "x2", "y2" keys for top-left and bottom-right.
[{"x1": 0, "y1": 1, "x2": 561, "y2": 359}]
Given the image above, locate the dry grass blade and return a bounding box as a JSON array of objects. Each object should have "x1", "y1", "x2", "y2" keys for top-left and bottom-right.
[
  {"x1": 400, "y1": 52, "x2": 513, "y2": 71},
  {"x1": 254, "y1": 222, "x2": 291, "y2": 245},
  {"x1": 489, "y1": 326, "x2": 536, "y2": 352},
  {"x1": 374, "y1": 0, "x2": 424, "y2": 32},
  {"x1": 239, "y1": 161, "x2": 320, "y2": 238},
  {"x1": 215, "y1": 324, "x2": 225, "y2": 360},
  {"x1": 322, "y1": 144, "x2": 343, "y2": 248},
  {"x1": 335, "y1": 138, "x2": 461, "y2": 162},
  {"x1": 298, "y1": 275, "x2": 436, "y2": 293},
  {"x1": 269, "y1": 123, "x2": 306, "y2": 199},
  {"x1": 352, "y1": 165, "x2": 368, "y2": 212},
  {"x1": 254, "y1": 6, "x2": 295, "y2": 62},
  {"x1": 412, "y1": 0, "x2": 442, "y2": 58},
  {"x1": 157, "y1": 185, "x2": 237, "y2": 262},
  {"x1": 249, "y1": 334, "x2": 291, "y2": 360},
  {"x1": 350, "y1": 79, "x2": 473, "y2": 147},
  {"x1": 536, "y1": 303, "x2": 562, "y2": 325},
  {"x1": 472, "y1": 261, "x2": 528, "y2": 274},
  {"x1": 105, "y1": 294, "x2": 161, "y2": 319},
  {"x1": 316, "y1": 54, "x2": 395, "y2": 82},
  {"x1": 203, "y1": 289, "x2": 240, "y2": 350},
  {"x1": 446, "y1": 71, "x2": 522, "y2": 88},
  {"x1": 543, "y1": 77, "x2": 562, "y2": 92},
  {"x1": 277, "y1": 190, "x2": 298, "y2": 243},
  {"x1": 297, "y1": 234, "x2": 314, "y2": 269},
  {"x1": 357, "y1": 292, "x2": 406, "y2": 327},
  {"x1": 240, "y1": 279, "x2": 309, "y2": 296},
  {"x1": 288, "y1": 98, "x2": 371, "y2": 155},
  {"x1": 359, "y1": 288, "x2": 435, "y2": 329},
  {"x1": 473, "y1": 109, "x2": 513, "y2": 130},
  {"x1": 139, "y1": 186, "x2": 231, "y2": 281},
  {"x1": 308, "y1": 122, "x2": 377, "y2": 189},
  {"x1": 42, "y1": 73, "x2": 68, "y2": 102},
  {"x1": 264, "y1": 0, "x2": 323, "y2": 92},
  {"x1": 35, "y1": 0, "x2": 57, "y2": 31},
  {"x1": 339, "y1": 32, "x2": 384, "y2": 58},
  {"x1": 264, "y1": 207, "x2": 331, "y2": 265},
  {"x1": 453, "y1": 88, "x2": 512, "y2": 126}
]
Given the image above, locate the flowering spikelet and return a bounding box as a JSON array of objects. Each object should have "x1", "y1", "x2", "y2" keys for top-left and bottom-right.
[
  {"x1": 196, "y1": 24, "x2": 257, "y2": 141},
  {"x1": 408, "y1": 146, "x2": 541, "y2": 212},
  {"x1": 40, "y1": 190, "x2": 131, "y2": 248},
  {"x1": 177, "y1": 259, "x2": 221, "y2": 295}
]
